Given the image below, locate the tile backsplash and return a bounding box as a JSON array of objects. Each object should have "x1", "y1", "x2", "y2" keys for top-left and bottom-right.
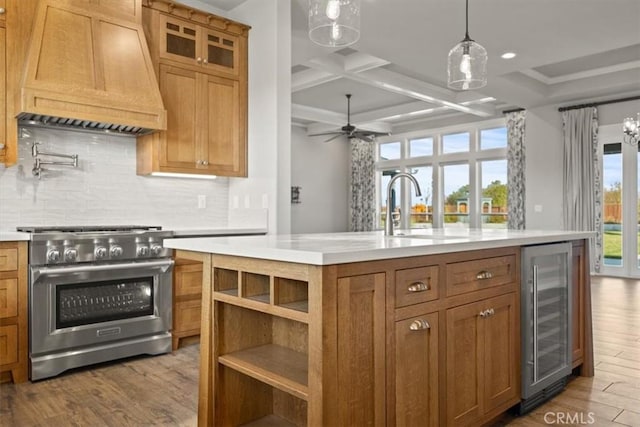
[{"x1": 0, "y1": 127, "x2": 230, "y2": 230}]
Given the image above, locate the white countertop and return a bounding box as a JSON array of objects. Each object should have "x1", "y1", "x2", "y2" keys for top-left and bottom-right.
[
  {"x1": 164, "y1": 228, "x2": 594, "y2": 265},
  {"x1": 170, "y1": 227, "x2": 268, "y2": 237},
  {"x1": 0, "y1": 232, "x2": 31, "y2": 242}
]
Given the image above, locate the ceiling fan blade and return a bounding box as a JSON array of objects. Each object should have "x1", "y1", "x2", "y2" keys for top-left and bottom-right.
[
  {"x1": 324, "y1": 134, "x2": 344, "y2": 143},
  {"x1": 355, "y1": 135, "x2": 374, "y2": 142},
  {"x1": 308, "y1": 131, "x2": 344, "y2": 137}
]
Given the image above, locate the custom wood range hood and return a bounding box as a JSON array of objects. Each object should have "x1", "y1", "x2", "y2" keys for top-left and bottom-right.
[{"x1": 18, "y1": 0, "x2": 166, "y2": 135}]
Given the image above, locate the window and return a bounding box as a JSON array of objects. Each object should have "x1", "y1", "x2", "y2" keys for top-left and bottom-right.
[{"x1": 375, "y1": 119, "x2": 508, "y2": 230}]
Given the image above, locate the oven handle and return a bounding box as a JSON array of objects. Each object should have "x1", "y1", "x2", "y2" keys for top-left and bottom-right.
[{"x1": 32, "y1": 259, "x2": 174, "y2": 281}]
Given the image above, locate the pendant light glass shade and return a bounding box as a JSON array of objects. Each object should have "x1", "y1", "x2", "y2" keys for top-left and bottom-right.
[
  {"x1": 309, "y1": 0, "x2": 361, "y2": 47},
  {"x1": 447, "y1": 0, "x2": 487, "y2": 90}
]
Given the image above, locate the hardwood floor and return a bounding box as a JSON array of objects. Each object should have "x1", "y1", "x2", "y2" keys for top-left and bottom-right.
[
  {"x1": 0, "y1": 276, "x2": 638, "y2": 426},
  {"x1": 0, "y1": 342, "x2": 200, "y2": 426}
]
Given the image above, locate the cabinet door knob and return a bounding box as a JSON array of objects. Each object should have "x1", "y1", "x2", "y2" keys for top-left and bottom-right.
[
  {"x1": 476, "y1": 270, "x2": 493, "y2": 280},
  {"x1": 479, "y1": 310, "x2": 487, "y2": 318},
  {"x1": 197, "y1": 57, "x2": 203, "y2": 64},
  {"x1": 488, "y1": 308, "x2": 495, "y2": 316},
  {"x1": 407, "y1": 281, "x2": 429, "y2": 293},
  {"x1": 0, "y1": 7, "x2": 5, "y2": 14},
  {"x1": 202, "y1": 160, "x2": 209, "y2": 166},
  {"x1": 203, "y1": 58, "x2": 208, "y2": 64},
  {"x1": 409, "y1": 319, "x2": 430, "y2": 331}
]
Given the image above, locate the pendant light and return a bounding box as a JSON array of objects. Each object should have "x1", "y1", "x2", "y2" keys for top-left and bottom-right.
[
  {"x1": 447, "y1": 0, "x2": 487, "y2": 90},
  {"x1": 622, "y1": 113, "x2": 639, "y2": 145},
  {"x1": 309, "y1": 0, "x2": 361, "y2": 47}
]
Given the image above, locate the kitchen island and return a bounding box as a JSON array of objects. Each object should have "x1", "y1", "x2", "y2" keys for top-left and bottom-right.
[{"x1": 164, "y1": 229, "x2": 594, "y2": 427}]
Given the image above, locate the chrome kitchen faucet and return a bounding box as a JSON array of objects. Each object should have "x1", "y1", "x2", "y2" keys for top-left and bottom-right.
[{"x1": 385, "y1": 172, "x2": 422, "y2": 236}]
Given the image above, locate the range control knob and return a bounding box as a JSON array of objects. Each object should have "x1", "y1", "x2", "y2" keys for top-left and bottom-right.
[
  {"x1": 47, "y1": 248, "x2": 61, "y2": 263},
  {"x1": 150, "y1": 245, "x2": 163, "y2": 256},
  {"x1": 94, "y1": 246, "x2": 108, "y2": 259},
  {"x1": 110, "y1": 245, "x2": 123, "y2": 258},
  {"x1": 64, "y1": 248, "x2": 78, "y2": 262},
  {"x1": 137, "y1": 245, "x2": 150, "y2": 257}
]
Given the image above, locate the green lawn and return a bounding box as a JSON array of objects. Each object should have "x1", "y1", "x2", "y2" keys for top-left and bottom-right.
[{"x1": 603, "y1": 230, "x2": 640, "y2": 259}]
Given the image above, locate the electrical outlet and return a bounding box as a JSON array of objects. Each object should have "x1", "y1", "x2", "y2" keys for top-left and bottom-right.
[{"x1": 198, "y1": 195, "x2": 206, "y2": 209}]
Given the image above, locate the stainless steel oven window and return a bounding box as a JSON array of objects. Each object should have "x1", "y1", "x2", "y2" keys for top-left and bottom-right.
[{"x1": 55, "y1": 277, "x2": 155, "y2": 329}]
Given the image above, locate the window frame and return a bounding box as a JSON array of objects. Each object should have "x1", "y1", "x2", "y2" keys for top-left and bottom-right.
[{"x1": 375, "y1": 118, "x2": 507, "y2": 230}]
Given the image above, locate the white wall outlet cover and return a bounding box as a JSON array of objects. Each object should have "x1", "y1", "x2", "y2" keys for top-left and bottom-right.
[
  {"x1": 198, "y1": 195, "x2": 206, "y2": 209},
  {"x1": 534, "y1": 205, "x2": 543, "y2": 213},
  {"x1": 244, "y1": 195, "x2": 251, "y2": 208}
]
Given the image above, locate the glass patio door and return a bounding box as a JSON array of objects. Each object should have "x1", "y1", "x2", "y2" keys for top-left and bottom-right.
[{"x1": 600, "y1": 125, "x2": 639, "y2": 278}]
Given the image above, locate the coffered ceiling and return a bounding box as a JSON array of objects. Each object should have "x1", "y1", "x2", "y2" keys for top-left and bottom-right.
[{"x1": 203, "y1": 0, "x2": 640, "y2": 136}]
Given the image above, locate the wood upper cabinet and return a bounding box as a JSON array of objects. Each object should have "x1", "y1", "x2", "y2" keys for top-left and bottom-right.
[
  {"x1": 159, "y1": 14, "x2": 240, "y2": 77},
  {"x1": 395, "y1": 311, "x2": 439, "y2": 427},
  {"x1": 446, "y1": 293, "x2": 519, "y2": 426},
  {"x1": 137, "y1": 1, "x2": 249, "y2": 177}
]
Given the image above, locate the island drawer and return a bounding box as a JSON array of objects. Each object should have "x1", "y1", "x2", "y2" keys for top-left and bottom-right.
[
  {"x1": 446, "y1": 254, "x2": 516, "y2": 296},
  {"x1": 395, "y1": 265, "x2": 439, "y2": 307}
]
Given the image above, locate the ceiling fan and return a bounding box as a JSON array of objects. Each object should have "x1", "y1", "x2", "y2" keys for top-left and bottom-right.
[{"x1": 309, "y1": 94, "x2": 390, "y2": 143}]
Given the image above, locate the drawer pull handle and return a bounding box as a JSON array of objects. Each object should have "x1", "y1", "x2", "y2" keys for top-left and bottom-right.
[
  {"x1": 409, "y1": 319, "x2": 431, "y2": 331},
  {"x1": 476, "y1": 270, "x2": 493, "y2": 280},
  {"x1": 407, "y1": 281, "x2": 430, "y2": 293},
  {"x1": 479, "y1": 308, "x2": 495, "y2": 318}
]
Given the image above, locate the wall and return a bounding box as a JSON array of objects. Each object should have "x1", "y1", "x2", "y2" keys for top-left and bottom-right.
[
  {"x1": 524, "y1": 98, "x2": 640, "y2": 230},
  {"x1": 290, "y1": 126, "x2": 350, "y2": 233},
  {"x1": 0, "y1": 128, "x2": 229, "y2": 230},
  {"x1": 226, "y1": 0, "x2": 292, "y2": 235}
]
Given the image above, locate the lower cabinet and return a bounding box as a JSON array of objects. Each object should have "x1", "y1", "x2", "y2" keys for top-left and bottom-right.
[
  {"x1": 572, "y1": 240, "x2": 586, "y2": 366},
  {"x1": 446, "y1": 292, "x2": 519, "y2": 426},
  {"x1": 0, "y1": 241, "x2": 28, "y2": 383},
  {"x1": 336, "y1": 273, "x2": 386, "y2": 426},
  {"x1": 172, "y1": 258, "x2": 203, "y2": 350},
  {"x1": 201, "y1": 248, "x2": 529, "y2": 426},
  {"x1": 395, "y1": 311, "x2": 439, "y2": 427}
]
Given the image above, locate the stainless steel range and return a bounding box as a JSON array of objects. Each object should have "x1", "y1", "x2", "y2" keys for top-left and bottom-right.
[{"x1": 17, "y1": 225, "x2": 174, "y2": 381}]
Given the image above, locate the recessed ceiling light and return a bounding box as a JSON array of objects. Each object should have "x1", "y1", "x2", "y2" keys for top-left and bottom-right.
[{"x1": 501, "y1": 52, "x2": 516, "y2": 59}]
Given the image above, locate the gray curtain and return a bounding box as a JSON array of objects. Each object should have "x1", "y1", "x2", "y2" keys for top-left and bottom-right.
[
  {"x1": 350, "y1": 138, "x2": 376, "y2": 231},
  {"x1": 562, "y1": 107, "x2": 602, "y2": 273},
  {"x1": 506, "y1": 110, "x2": 526, "y2": 230}
]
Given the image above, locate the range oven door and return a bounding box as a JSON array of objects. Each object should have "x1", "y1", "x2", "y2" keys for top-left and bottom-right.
[{"x1": 30, "y1": 259, "x2": 173, "y2": 356}]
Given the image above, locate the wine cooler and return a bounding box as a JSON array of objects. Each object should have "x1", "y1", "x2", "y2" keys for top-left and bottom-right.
[{"x1": 519, "y1": 242, "x2": 572, "y2": 414}]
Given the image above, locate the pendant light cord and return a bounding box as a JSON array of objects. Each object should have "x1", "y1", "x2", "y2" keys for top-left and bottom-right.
[{"x1": 465, "y1": 0, "x2": 469, "y2": 39}]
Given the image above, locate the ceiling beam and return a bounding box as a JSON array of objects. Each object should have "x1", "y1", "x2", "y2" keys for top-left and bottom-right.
[
  {"x1": 292, "y1": 103, "x2": 392, "y2": 133},
  {"x1": 305, "y1": 55, "x2": 496, "y2": 117},
  {"x1": 292, "y1": 68, "x2": 342, "y2": 92}
]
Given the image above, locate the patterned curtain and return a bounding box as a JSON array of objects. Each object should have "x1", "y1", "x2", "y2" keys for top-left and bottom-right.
[
  {"x1": 562, "y1": 107, "x2": 602, "y2": 273},
  {"x1": 350, "y1": 138, "x2": 376, "y2": 231},
  {"x1": 506, "y1": 110, "x2": 526, "y2": 230}
]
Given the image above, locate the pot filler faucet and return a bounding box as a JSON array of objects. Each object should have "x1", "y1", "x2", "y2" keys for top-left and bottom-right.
[{"x1": 385, "y1": 172, "x2": 422, "y2": 236}]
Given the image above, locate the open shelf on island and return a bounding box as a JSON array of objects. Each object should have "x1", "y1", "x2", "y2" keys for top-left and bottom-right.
[
  {"x1": 214, "y1": 267, "x2": 239, "y2": 295},
  {"x1": 219, "y1": 344, "x2": 309, "y2": 400},
  {"x1": 240, "y1": 414, "x2": 298, "y2": 427}
]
